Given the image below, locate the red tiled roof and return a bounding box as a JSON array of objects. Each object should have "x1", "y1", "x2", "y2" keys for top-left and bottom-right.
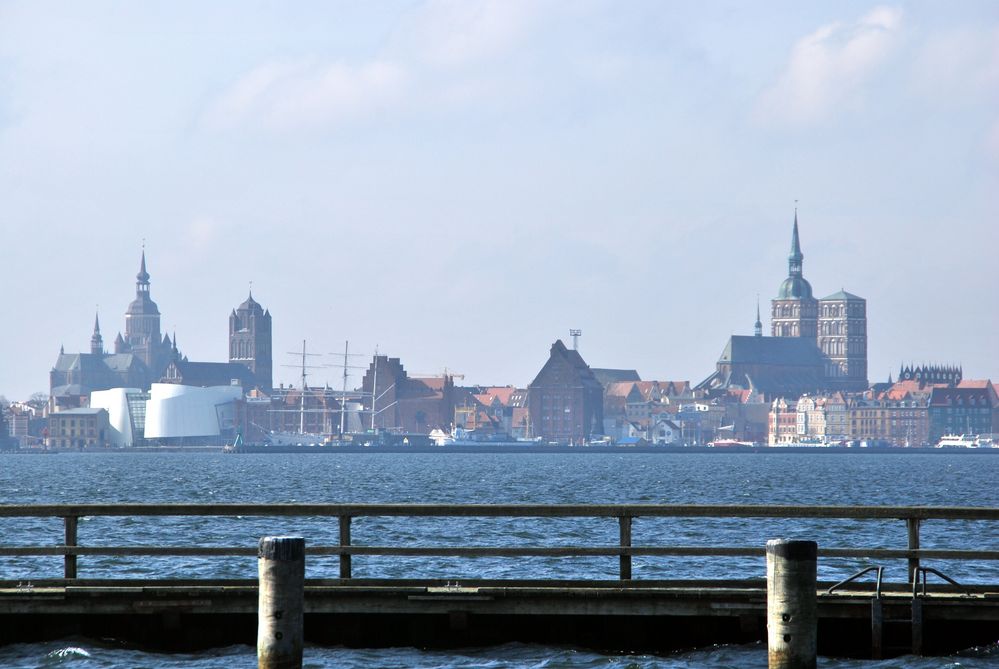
[
  {"x1": 605, "y1": 382, "x2": 636, "y2": 398},
  {"x1": 475, "y1": 387, "x2": 516, "y2": 406}
]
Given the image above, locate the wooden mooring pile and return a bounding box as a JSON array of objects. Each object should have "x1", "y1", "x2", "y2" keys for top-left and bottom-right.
[{"x1": 1, "y1": 504, "x2": 997, "y2": 667}]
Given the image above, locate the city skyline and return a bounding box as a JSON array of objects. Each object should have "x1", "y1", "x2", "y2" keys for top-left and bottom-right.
[{"x1": 1, "y1": 1, "x2": 997, "y2": 400}]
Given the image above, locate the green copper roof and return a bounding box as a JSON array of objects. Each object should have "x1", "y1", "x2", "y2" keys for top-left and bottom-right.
[
  {"x1": 777, "y1": 275, "x2": 813, "y2": 300},
  {"x1": 820, "y1": 290, "x2": 864, "y2": 301}
]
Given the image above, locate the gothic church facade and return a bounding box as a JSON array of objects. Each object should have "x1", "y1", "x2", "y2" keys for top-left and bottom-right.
[
  {"x1": 50, "y1": 252, "x2": 273, "y2": 409},
  {"x1": 699, "y1": 213, "x2": 869, "y2": 398}
]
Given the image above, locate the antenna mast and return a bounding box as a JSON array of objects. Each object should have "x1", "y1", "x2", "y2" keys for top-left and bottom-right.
[{"x1": 569, "y1": 329, "x2": 582, "y2": 351}]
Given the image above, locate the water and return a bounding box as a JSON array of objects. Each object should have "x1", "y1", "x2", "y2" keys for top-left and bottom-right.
[{"x1": 1, "y1": 451, "x2": 997, "y2": 667}]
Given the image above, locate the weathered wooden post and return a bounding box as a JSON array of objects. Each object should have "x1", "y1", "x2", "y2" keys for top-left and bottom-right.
[
  {"x1": 258, "y1": 536, "x2": 305, "y2": 669},
  {"x1": 63, "y1": 516, "x2": 78, "y2": 579},
  {"x1": 766, "y1": 539, "x2": 817, "y2": 669}
]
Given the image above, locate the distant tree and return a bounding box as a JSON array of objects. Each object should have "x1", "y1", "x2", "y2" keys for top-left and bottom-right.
[
  {"x1": 0, "y1": 395, "x2": 9, "y2": 410},
  {"x1": 27, "y1": 392, "x2": 49, "y2": 409}
]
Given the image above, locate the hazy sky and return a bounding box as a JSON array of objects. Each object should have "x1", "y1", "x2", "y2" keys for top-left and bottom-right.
[{"x1": 1, "y1": 1, "x2": 997, "y2": 400}]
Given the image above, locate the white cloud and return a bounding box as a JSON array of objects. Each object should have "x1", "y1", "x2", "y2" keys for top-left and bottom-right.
[
  {"x1": 201, "y1": 0, "x2": 554, "y2": 131},
  {"x1": 757, "y1": 6, "x2": 904, "y2": 125},
  {"x1": 203, "y1": 59, "x2": 409, "y2": 130},
  {"x1": 393, "y1": 0, "x2": 547, "y2": 68}
]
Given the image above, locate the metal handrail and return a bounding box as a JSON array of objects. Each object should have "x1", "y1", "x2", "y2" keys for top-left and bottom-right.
[
  {"x1": 0, "y1": 504, "x2": 995, "y2": 581},
  {"x1": 0, "y1": 503, "x2": 997, "y2": 519},
  {"x1": 827, "y1": 566, "x2": 884, "y2": 597}
]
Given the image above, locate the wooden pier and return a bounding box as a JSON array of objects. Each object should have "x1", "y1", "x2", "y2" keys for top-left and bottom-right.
[{"x1": 1, "y1": 504, "x2": 997, "y2": 658}]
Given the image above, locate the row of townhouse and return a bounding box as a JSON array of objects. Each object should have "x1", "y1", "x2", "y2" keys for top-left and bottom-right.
[{"x1": 768, "y1": 380, "x2": 998, "y2": 446}]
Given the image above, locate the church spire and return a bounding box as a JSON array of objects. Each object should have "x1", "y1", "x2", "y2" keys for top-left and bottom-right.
[
  {"x1": 136, "y1": 248, "x2": 151, "y2": 295},
  {"x1": 788, "y1": 208, "x2": 803, "y2": 277},
  {"x1": 754, "y1": 295, "x2": 762, "y2": 337},
  {"x1": 90, "y1": 311, "x2": 104, "y2": 355}
]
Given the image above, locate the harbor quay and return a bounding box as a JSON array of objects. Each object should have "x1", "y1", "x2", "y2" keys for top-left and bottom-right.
[{"x1": 1, "y1": 503, "x2": 997, "y2": 661}]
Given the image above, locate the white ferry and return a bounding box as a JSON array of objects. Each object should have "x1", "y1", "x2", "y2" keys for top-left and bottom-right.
[{"x1": 935, "y1": 434, "x2": 996, "y2": 448}]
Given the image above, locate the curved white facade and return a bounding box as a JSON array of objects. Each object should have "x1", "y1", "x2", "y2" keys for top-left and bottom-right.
[
  {"x1": 144, "y1": 383, "x2": 243, "y2": 439},
  {"x1": 90, "y1": 388, "x2": 143, "y2": 447}
]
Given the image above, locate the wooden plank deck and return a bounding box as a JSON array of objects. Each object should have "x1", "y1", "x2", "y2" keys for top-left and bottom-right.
[{"x1": 1, "y1": 578, "x2": 997, "y2": 656}]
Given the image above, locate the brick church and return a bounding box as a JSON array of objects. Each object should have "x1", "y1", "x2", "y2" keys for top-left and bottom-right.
[
  {"x1": 50, "y1": 251, "x2": 272, "y2": 409},
  {"x1": 698, "y1": 213, "x2": 869, "y2": 399}
]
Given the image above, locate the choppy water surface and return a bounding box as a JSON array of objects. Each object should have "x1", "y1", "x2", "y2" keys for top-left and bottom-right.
[
  {"x1": 0, "y1": 452, "x2": 997, "y2": 667},
  {"x1": 2, "y1": 639, "x2": 999, "y2": 669}
]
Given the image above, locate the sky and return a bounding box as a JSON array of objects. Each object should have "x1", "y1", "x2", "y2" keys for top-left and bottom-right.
[{"x1": 0, "y1": 1, "x2": 997, "y2": 400}]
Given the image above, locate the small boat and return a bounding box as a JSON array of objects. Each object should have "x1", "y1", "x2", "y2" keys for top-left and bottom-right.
[{"x1": 935, "y1": 434, "x2": 978, "y2": 448}]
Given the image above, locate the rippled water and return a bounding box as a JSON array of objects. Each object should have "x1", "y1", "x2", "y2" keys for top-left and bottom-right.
[
  {"x1": 3, "y1": 640, "x2": 999, "y2": 669},
  {"x1": 1, "y1": 451, "x2": 997, "y2": 667}
]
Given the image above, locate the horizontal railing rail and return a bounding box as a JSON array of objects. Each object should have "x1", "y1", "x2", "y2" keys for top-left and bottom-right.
[
  {"x1": 1, "y1": 503, "x2": 998, "y2": 519},
  {"x1": 0, "y1": 504, "x2": 996, "y2": 582}
]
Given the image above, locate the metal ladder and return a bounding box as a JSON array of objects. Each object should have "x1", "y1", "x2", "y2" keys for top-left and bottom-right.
[{"x1": 828, "y1": 566, "x2": 969, "y2": 659}]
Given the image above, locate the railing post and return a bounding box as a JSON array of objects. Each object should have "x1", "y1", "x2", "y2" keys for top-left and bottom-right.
[
  {"x1": 63, "y1": 516, "x2": 78, "y2": 579},
  {"x1": 258, "y1": 536, "x2": 305, "y2": 669},
  {"x1": 766, "y1": 539, "x2": 817, "y2": 669},
  {"x1": 339, "y1": 515, "x2": 352, "y2": 580},
  {"x1": 618, "y1": 516, "x2": 632, "y2": 580},
  {"x1": 907, "y1": 517, "x2": 920, "y2": 584}
]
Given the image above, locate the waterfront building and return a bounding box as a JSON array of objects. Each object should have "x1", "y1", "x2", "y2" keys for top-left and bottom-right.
[
  {"x1": 468, "y1": 387, "x2": 527, "y2": 437},
  {"x1": 527, "y1": 340, "x2": 604, "y2": 444},
  {"x1": 143, "y1": 383, "x2": 243, "y2": 445},
  {"x1": 46, "y1": 407, "x2": 110, "y2": 449},
  {"x1": 89, "y1": 388, "x2": 148, "y2": 447},
  {"x1": 928, "y1": 384, "x2": 998, "y2": 443},
  {"x1": 768, "y1": 397, "x2": 798, "y2": 445},
  {"x1": 360, "y1": 356, "x2": 459, "y2": 434}
]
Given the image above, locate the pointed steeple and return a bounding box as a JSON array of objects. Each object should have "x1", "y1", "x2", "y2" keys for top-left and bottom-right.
[
  {"x1": 137, "y1": 249, "x2": 150, "y2": 284},
  {"x1": 788, "y1": 208, "x2": 803, "y2": 275},
  {"x1": 754, "y1": 295, "x2": 762, "y2": 337},
  {"x1": 90, "y1": 311, "x2": 104, "y2": 355}
]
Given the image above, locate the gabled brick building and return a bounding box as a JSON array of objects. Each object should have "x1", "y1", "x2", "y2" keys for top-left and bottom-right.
[{"x1": 527, "y1": 340, "x2": 604, "y2": 444}]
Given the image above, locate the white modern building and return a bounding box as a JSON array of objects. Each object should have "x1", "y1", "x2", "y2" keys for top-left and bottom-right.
[
  {"x1": 143, "y1": 383, "x2": 243, "y2": 441},
  {"x1": 90, "y1": 387, "x2": 147, "y2": 447}
]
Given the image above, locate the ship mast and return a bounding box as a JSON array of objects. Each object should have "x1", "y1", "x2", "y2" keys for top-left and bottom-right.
[
  {"x1": 299, "y1": 340, "x2": 307, "y2": 434},
  {"x1": 280, "y1": 340, "x2": 322, "y2": 435},
  {"x1": 327, "y1": 340, "x2": 366, "y2": 438},
  {"x1": 370, "y1": 347, "x2": 378, "y2": 431}
]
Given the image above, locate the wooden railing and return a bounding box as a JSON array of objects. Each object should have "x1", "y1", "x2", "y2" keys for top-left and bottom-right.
[{"x1": 0, "y1": 504, "x2": 997, "y2": 582}]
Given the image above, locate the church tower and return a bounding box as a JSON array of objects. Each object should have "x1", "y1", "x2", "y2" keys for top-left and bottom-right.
[
  {"x1": 229, "y1": 291, "x2": 273, "y2": 391},
  {"x1": 121, "y1": 250, "x2": 167, "y2": 371},
  {"x1": 817, "y1": 290, "x2": 868, "y2": 390},
  {"x1": 771, "y1": 211, "x2": 818, "y2": 339}
]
